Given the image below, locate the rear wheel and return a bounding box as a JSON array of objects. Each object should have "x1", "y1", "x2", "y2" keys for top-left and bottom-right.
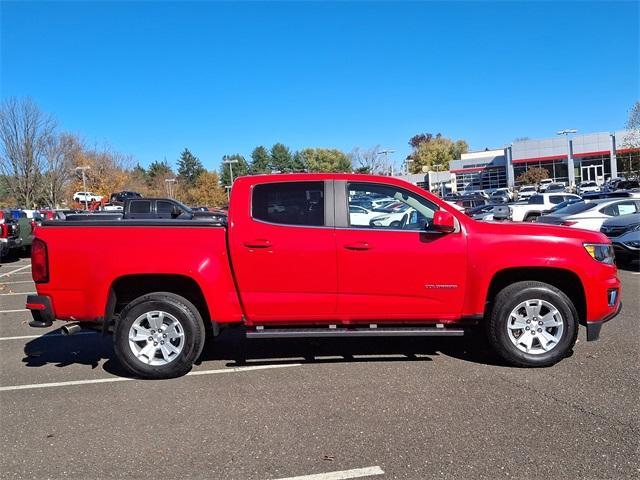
[
  {"x1": 487, "y1": 281, "x2": 578, "y2": 367},
  {"x1": 114, "y1": 292, "x2": 206, "y2": 379}
]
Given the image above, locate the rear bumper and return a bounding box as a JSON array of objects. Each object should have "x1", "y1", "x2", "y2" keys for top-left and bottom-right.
[
  {"x1": 586, "y1": 301, "x2": 622, "y2": 341},
  {"x1": 26, "y1": 295, "x2": 55, "y2": 328}
]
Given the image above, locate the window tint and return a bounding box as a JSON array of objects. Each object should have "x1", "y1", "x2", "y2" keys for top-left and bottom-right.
[
  {"x1": 129, "y1": 200, "x2": 151, "y2": 214},
  {"x1": 157, "y1": 201, "x2": 175, "y2": 214},
  {"x1": 549, "y1": 195, "x2": 564, "y2": 204},
  {"x1": 348, "y1": 182, "x2": 437, "y2": 230},
  {"x1": 528, "y1": 195, "x2": 544, "y2": 205},
  {"x1": 252, "y1": 182, "x2": 325, "y2": 226}
]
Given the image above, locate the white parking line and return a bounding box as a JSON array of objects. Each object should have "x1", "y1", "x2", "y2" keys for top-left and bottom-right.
[
  {"x1": 271, "y1": 466, "x2": 384, "y2": 480},
  {"x1": 0, "y1": 331, "x2": 96, "y2": 341},
  {"x1": 0, "y1": 291, "x2": 36, "y2": 296},
  {"x1": 0, "y1": 364, "x2": 302, "y2": 392},
  {"x1": 0, "y1": 280, "x2": 34, "y2": 285},
  {"x1": 0, "y1": 265, "x2": 31, "y2": 278},
  {"x1": 0, "y1": 309, "x2": 28, "y2": 314}
]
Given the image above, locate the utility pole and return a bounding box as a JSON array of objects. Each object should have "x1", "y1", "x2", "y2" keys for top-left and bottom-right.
[
  {"x1": 222, "y1": 158, "x2": 239, "y2": 200},
  {"x1": 75, "y1": 166, "x2": 90, "y2": 210},
  {"x1": 165, "y1": 178, "x2": 177, "y2": 198},
  {"x1": 377, "y1": 149, "x2": 396, "y2": 176}
]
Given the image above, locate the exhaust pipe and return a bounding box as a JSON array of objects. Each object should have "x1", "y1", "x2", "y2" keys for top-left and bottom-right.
[{"x1": 61, "y1": 322, "x2": 82, "y2": 336}]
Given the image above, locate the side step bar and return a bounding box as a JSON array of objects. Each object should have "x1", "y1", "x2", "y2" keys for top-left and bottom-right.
[{"x1": 246, "y1": 326, "x2": 465, "y2": 339}]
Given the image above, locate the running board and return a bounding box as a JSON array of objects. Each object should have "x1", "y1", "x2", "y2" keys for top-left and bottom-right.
[{"x1": 246, "y1": 326, "x2": 465, "y2": 339}]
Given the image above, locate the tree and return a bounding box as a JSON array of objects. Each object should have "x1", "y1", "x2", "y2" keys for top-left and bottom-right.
[
  {"x1": 299, "y1": 148, "x2": 352, "y2": 173},
  {"x1": 187, "y1": 170, "x2": 227, "y2": 207},
  {"x1": 0, "y1": 98, "x2": 56, "y2": 207},
  {"x1": 270, "y1": 143, "x2": 293, "y2": 172},
  {"x1": 249, "y1": 146, "x2": 272, "y2": 174},
  {"x1": 349, "y1": 145, "x2": 386, "y2": 174},
  {"x1": 406, "y1": 133, "x2": 468, "y2": 173},
  {"x1": 623, "y1": 100, "x2": 640, "y2": 149},
  {"x1": 41, "y1": 133, "x2": 80, "y2": 208},
  {"x1": 177, "y1": 148, "x2": 205, "y2": 186},
  {"x1": 219, "y1": 154, "x2": 249, "y2": 187},
  {"x1": 516, "y1": 167, "x2": 549, "y2": 185}
]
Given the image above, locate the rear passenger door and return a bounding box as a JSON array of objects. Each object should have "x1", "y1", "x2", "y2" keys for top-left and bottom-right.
[
  {"x1": 228, "y1": 180, "x2": 338, "y2": 322},
  {"x1": 127, "y1": 200, "x2": 154, "y2": 219}
]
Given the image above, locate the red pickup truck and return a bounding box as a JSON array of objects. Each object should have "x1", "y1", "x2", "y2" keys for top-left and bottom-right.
[{"x1": 27, "y1": 174, "x2": 622, "y2": 379}]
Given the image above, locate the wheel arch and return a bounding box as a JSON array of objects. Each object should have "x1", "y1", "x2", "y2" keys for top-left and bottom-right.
[
  {"x1": 108, "y1": 274, "x2": 218, "y2": 336},
  {"x1": 484, "y1": 267, "x2": 586, "y2": 324}
]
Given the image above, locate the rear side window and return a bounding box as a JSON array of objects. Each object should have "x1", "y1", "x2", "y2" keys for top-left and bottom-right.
[
  {"x1": 600, "y1": 201, "x2": 638, "y2": 217},
  {"x1": 252, "y1": 182, "x2": 325, "y2": 226},
  {"x1": 129, "y1": 200, "x2": 151, "y2": 214}
]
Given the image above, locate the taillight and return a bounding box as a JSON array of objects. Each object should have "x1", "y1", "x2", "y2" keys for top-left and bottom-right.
[
  {"x1": 562, "y1": 221, "x2": 577, "y2": 226},
  {"x1": 31, "y1": 238, "x2": 49, "y2": 283},
  {"x1": 0, "y1": 223, "x2": 8, "y2": 238}
]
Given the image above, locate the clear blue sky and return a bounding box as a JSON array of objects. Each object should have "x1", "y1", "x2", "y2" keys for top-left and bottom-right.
[{"x1": 2, "y1": 1, "x2": 638, "y2": 170}]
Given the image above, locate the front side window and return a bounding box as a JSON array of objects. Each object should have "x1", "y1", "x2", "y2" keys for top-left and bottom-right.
[
  {"x1": 157, "y1": 201, "x2": 175, "y2": 214},
  {"x1": 252, "y1": 182, "x2": 325, "y2": 226},
  {"x1": 600, "y1": 201, "x2": 638, "y2": 217},
  {"x1": 528, "y1": 195, "x2": 544, "y2": 205},
  {"x1": 347, "y1": 182, "x2": 437, "y2": 230},
  {"x1": 549, "y1": 195, "x2": 564, "y2": 205}
]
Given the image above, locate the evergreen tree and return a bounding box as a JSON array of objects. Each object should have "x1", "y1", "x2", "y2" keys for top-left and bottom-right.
[
  {"x1": 177, "y1": 148, "x2": 205, "y2": 186},
  {"x1": 249, "y1": 146, "x2": 272, "y2": 174},
  {"x1": 270, "y1": 143, "x2": 293, "y2": 172},
  {"x1": 219, "y1": 154, "x2": 249, "y2": 187}
]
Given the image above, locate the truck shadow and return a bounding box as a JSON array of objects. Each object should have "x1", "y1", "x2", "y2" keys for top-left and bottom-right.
[{"x1": 22, "y1": 327, "x2": 506, "y2": 378}]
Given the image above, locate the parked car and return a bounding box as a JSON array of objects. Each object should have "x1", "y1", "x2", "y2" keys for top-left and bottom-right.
[
  {"x1": 600, "y1": 213, "x2": 640, "y2": 264},
  {"x1": 109, "y1": 191, "x2": 142, "y2": 204},
  {"x1": 536, "y1": 198, "x2": 640, "y2": 231},
  {"x1": 452, "y1": 195, "x2": 489, "y2": 212},
  {"x1": 28, "y1": 173, "x2": 621, "y2": 379},
  {"x1": 538, "y1": 179, "x2": 554, "y2": 193},
  {"x1": 348, "y1": 205, "x2": 382, "y2": 226},
  {"x1": 73, "y1": 191, "x2": 103, "y2": 203},
  {"x1": 101, "y1": 203, "x2": 124, "y2": 212},
  {"x1": 541, "y1": 197, "x2": 584, "y2": 215},
  {"x1": 493, "y1": 188, "x2": 514, "y2": 201},
  {"x1": 489, "y1": 191, "x2": 510, "y2": 204},
  {"x1": 614, "y1": 179, "x2": 640, "y2": 191},
  {"x1": 517, "y1": 185, "x2": 537, "y2": 200},
  {"x1": 545, "y1": 183, "x2": 566, "y2": 193},
  {"x1": 577, "y1": 181, "x2": 601, "y2": 195},
  {"x1": 0, "y1": 210, "x2": 22, "y2": 260},
  {"x1": 510, "y1": 193, "x2": 581, "y2": 222},
  {"x1": 16, "y1": 210, "x2": 42, "y2": 252}
]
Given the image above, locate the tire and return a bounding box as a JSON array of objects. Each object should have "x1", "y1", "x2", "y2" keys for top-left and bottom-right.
[
  {"x1": 487, "y1": 281, "x2": 578, "y2": 367},
  {"x1": 524, "y1": 214, "x2": 539, "y2": 222},
  {"x1": 114, "y1": 292, "x2": 206, "y2": 379}
]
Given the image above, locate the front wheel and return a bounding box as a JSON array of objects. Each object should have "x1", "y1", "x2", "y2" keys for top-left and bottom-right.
[
  {"x1": 114, "y1": 292, "x2": 206, "y2": 379},
  {"x1": 487, "y1": 281, "x2": 578, "y2": 367}
]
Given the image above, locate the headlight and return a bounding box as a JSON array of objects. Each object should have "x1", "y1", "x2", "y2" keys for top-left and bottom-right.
[
  {"x1": 622, "y1": 240, "x2": 640, "y2": 249},
  {"x1": 583, "y1": 243, "x2": 615, "y2": 264},
  {"x1": 630, "y1": 223, "x2": 640, "y2": 232}
]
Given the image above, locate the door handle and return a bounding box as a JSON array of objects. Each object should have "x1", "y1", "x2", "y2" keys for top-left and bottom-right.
[
  {"x1": 243, "y1": 239, "x2": 272, "y2": 249},
  {"x1": 344, "y1": 242, "x2": 371, "y2": 251}
]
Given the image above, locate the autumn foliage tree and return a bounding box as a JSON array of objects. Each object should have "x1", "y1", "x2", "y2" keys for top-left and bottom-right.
[
  {"x1": 187, "y1": 170, "x2": 227, "y2": 207},
  {"x1": 516, "y1": 167, "x2": 549, "y2": 185},
  {"x1": 407, "y1": 133, "x2": 468, "y2": 173}
]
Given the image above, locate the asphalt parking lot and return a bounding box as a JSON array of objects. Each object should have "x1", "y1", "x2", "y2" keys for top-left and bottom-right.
[{"x1": 0, "y1": 256, "x2": 638, "y2": 480}]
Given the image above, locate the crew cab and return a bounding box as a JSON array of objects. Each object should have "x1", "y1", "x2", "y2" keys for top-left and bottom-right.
[
  {"x1": 510, "y1": 192, "x2": 581, "y2": 222},
  {"x1": 27, "y1": 174, "x2": 622, "y2": 379}
]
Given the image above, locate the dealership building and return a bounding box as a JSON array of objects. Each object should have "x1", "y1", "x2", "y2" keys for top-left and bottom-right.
[{"x1": 448, "y1": 130, "x2": 639, "y2": 191}]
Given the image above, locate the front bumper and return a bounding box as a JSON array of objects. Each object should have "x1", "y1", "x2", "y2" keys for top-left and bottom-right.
[
  {"x1": 26, "y1": 295, "x2": 55, "y2": 328},
  {"x1": 586, "y1": 301, "x2": 622, "y2": 341}
]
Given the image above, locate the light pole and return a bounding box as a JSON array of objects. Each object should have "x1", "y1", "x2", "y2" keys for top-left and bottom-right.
[
  {"x1": 74, "y1": 166, "x2": 90, "y2": 210},
  {"x1": 165, "y1": 178, "x2": 177, "y2": 198},
  {"x1": 557, "y1": 129, "x2": 577, "y2": 187},
  {"x1": 222, "y1": 158, "x2": 239, "y2": 199},
  {"x1": 377, "y1": 149, "x2": 396, "y2": 175}
]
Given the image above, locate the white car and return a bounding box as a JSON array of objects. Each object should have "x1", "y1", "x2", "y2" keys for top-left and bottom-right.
[
  {"x1": 576, "y1": 181, "x2": 601, "y2": 195},
  {"x1": 370, "y1": 203, "x2": 415, "y2": 227},
  {"x1": 517, "y1": 185, "x2": 537, "y2": 200},
  {"x1": 538, "y1": 179, "x2": 554, "y2": 192},
  {"x1": 348, "y1": 205, "x2": 381, "y2": 226},
  {"x1": 510, "y1": 192, "x2": 582, "y2": 222},
  {"x1": 73, "y1": 191, "x2": 103, "y2": 203},
  {"x1": 493, "y1": 188, "x2": 514, "y2": 201},
  {"x1": 536, "y1": 198, "x2": 640, "y2": 231}
]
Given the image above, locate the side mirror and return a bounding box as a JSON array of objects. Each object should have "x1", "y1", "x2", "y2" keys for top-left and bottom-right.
[{"x1": 431, "y1": 210, "x2": 456, "y2": 233}]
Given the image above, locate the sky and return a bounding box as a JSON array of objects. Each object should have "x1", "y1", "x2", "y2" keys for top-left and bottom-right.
[{"x1": 1, "y1": 1, "x2": 638, "y2": 171}]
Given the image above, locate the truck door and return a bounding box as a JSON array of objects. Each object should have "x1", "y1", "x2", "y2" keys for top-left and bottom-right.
[
  {"x1": 127, "y1": 199, "x2": 154, "y2": 219},
  {"x1": 228, "y1": 179, "x2": 337, "y2": 323},
  {"x1": 335, "y1": 180, "x2": 467, "y2": 320}
]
